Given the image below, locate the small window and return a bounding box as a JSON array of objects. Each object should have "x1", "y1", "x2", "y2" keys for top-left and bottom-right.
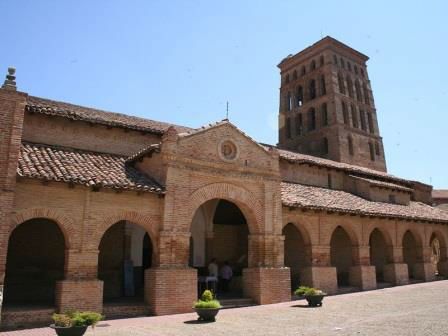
[
  {"x1": 286, "y1": 92, "x2": 292, "y2": 111},
  {"x1": 311, "y1": 60, "x2": 316, "y2": 70},
  {"x1": 301, "y1": 66, "x2": 306, "y2": 76},
  {"x1": 355, "y1": 80, "x2": 362, "y2": 101},
  {"x1": 347, "y1": 62, "x2": 352, "y2": 72},
  {"x1": 292, "y1": 70, "x2": 297, "y2": 80},
  {"x1": 363, "y1": 83, "x2": 370, "y2": 105},
  {"x1": 389, "y1": 194, "x2": 396, "y2": 204},
  {"x1": 360, "y1": 109, "x2": 367, "y2": 131},
  {"x1": 320, "y1": 55, "x2": 325, "y2": 66},
  {"x1": 333, "y1": 55, "x2": 338, "y2": 65},
  {"x1": 348, "y1": 136, "x2": 354, "y2": 156},
  {"x1": 369, "y1": 142, "x2": 375, "y2": 161},
  {"x1": 321, "y1": 103, "x2": 328, "y2": 126},
  {"x1": 340, "y1": 58, "x2": 345, "y2": 68},
  {"x1": 354, "y1": 65, "x2": 358, "y2": 75}
]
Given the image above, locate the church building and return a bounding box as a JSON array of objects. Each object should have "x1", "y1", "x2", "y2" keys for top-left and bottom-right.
[{"x1": 0, "y1": 36, "x2": 447, "y2": 329}]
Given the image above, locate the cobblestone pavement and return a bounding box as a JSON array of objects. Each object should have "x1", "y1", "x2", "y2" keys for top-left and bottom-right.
[{"x1": 3, "y1": 280, "x2": 448, "y2": 336}]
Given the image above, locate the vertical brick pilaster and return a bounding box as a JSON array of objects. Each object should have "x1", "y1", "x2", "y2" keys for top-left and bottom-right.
[
  {"x1": 243, "y1": 267, "x2": 290, "y2": 304},
  {"x1": 0, "y1": 89, "x2": 27, "y2": 327},
  {"x1": 55, "y1": 279, "x2": 103, "y2": 313}
]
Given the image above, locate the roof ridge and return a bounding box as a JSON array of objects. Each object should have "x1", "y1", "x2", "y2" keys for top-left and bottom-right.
[{"x1": 21, "y1": 141, "x2": 128, "y2": 158}]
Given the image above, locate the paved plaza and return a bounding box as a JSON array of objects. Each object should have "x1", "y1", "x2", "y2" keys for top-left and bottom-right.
[{"x1": 3, "y1": 280, "x2": 448, "y2": 336}]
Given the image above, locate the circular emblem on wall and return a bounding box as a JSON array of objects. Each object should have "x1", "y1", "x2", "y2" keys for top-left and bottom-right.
[{"x1": 219, "y1": 139, "x2": 239, "y2": 161}]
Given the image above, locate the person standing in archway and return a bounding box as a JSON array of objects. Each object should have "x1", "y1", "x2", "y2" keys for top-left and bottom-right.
[{"x1": 219, "y1": 261, "x2": 233, "y2": 293}]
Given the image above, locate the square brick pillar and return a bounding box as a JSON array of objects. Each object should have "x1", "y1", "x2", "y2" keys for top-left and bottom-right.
[
  {"x1": 242, "y1": 267, "x2": 291, "y2": 304},
  {"x1": 349, "y1": 266, "x2": 376, "y2": 290},
  {"x1": 414, "y1": 262, "x2": 436, "y2": 281},
  {"x1": 301, "y1": 266, "x2": 338, "y2": 294},
  {"x1": 383, "y1": 263, "x2": 409, "y2": 285},
  {"x1": 438, "y1": 260, "x2": 448, "y2": 277},
  {"x1": 55, "y1": 280, "x2": 103, "y2": 313},
  {"x1": 145, "y1": 267, "x2": 197, "y2": 315}
]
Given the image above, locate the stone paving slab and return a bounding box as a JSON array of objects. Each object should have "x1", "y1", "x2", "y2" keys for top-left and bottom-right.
[{"x1": 2, "y1": 280, "x2": 448, "y2": 336}]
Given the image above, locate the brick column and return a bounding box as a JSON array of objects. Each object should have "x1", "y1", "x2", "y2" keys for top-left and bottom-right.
[
  {"x1": 349, "y1": 245, "x2": 376, "y2": 290},
  {"x1": 55, "y1": 250, "x2": 103, "y2": 313},
  {"x1": 243, "y1": 234, "x2": 291, "y2": 303},
  {"x1": 300, "y1": 245, "x2": 338, "y2": 294},
  {"x1": 383, "y1": 246, "x2": 409, "y2": 285},
  {"x1": 145, "y1": 231, "x2": 197, "y2": 315},
  {"x1": 413, "y1": 247, "x2": 436, "y2": 281},
  {"x1": 0, "y1": 84, "x2": 27, "y2": 326}
]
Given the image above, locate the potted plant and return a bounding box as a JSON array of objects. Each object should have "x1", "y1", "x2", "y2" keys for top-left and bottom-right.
[
  {"x1": 294, "y1": 286, "x2": 311, "y2": 298},
  {"x1": 303, "y1": 287, "x2": 326, "y2": 307},
  {"x1": 50, "y1": 311, "x2": 103, "y2": 336},
  {"x1": 193, "y1": 289, "x2": 222, "y2": 322}
]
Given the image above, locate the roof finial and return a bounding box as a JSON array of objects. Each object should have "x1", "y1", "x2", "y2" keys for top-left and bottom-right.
[
  {"x1": 226, "y1": 101, "x2": 229, "y2": 120},
  {"x1": 2, "y1": 67, "x2": 16, "y2": 91}
]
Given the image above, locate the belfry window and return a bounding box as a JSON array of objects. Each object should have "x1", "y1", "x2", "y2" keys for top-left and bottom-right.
[
  {"x1": 320, "y1": 75, "x2": 326, "y2": 95},
  {"x1": 311, "y1": 60, "x2": 316, "y2": 70},
  {"x1": 301, "y1": 66, "x2": 306, "y2": 76},
  {"x1": 348, "y1": 136, "x2": 354, "y2": 155},
  {"x1": 369, "y1": 142, "x2": 375, "y2": 161},
  {"x1": 355, "y1": 80, "x2": 362, "y2": 101},
  {"x1": 308, "y1": 108, "x2": 316, "y2": 131},
  {"x1": 323, "y1": 137, "x2": 329, "y2": 154},
  {"x1": 296, "y1": 86, "x2": 304, "y2": 107},
  {"x1": 375, "y1": 142, "x2": 381, "y2": 156},
  {"x1": 321, "y1": 103, "x2": 328, "y2": 126},
  {"x1": 363, "y1": 83, "x2": 370, "y2": 105},
  {"x1": 293, "y1": 70, "x2": 297, "y2": 80},
  {"x1": 320, "y1": 55, "x2": 325, "y2": 66},
  {"x1": 338, "y1": 73, "x2": 345, "y2": 94},
  {"x1": 360, "y1": 109, "x2": 367, "y2": 131},
  {"x1": 287, "y1": 92, "x2": 292, "y2": 111},
  {"x1": 351, "y1": 104, "x2": 358, "y2": 128},
  {"x1": 309, "y1": 79, "x2": 317, "y2": 100},
  {"x1": 333, "y1": 55, "x2": 338, "y2": 65},
  {"x1": 346, "y1": 76, "x2": 354, "y2": 98},
  {"x1": 342, "y1": 101, "x2": 349, "y2": 125},
  {"x1": 295, "y1": 114, "x2": 303, "y2": 135},
  {"x1": 367, "y1": 113, "x2": 375, "y2": 133}
]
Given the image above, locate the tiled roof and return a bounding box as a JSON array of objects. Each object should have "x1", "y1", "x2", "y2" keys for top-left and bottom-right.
[
  {"x1": 18, "y1": 142, "x2": 164, "y2": 193},
  {"x1": 281, "y1": 182, "x2": 448, "y2": 223},
  {"x1": 26, "y1": 96, "x2": 193, "y2": 135},
  {"x1": 126, "y1": 143, "x2": 161, "y2": 163},
  {"x1": 433, "y1": 190, "x2": 448, "y2": 199},
  {"x1": 349, "y1": 175, "x2": 413, "y2": 193},
  {"x1": 269, "y1": 144, "x2": 412, "y2": 186}
]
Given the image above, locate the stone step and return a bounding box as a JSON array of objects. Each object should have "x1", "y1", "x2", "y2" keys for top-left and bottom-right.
[{"x1": 220, "y1": 298, "x2": 256, "y2": 309}]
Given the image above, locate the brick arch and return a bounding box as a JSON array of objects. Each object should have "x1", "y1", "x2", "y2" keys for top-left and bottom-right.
[
  {"x1": 325, "y1": 223, "x2": 360, "y2": 246},
  {"x1": 427, "y1": 228, "x2": 448, "y2": 249},
  {"x1": 282, "y1": 221, "x2": 312, "y2": 246},
  {"x1": 10, "y1": 208, "x2": 75, "y2": 249},
  {"x1": 188, "y1": 183, "x2": 263, "y2": 234},
  {"x1": 400, "y1": 228, "x2": 424, "y2": 248},
  {"x1": 366, "y1": 226, "x2": 393, "y2": 247},
  {"x1": 90, "y1": 211, "x2": 159, "y2": 253}
]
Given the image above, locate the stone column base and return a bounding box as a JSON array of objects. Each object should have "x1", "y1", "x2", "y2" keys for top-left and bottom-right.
[
  {"x1": 349, "y1": 266, "x2": 376, "y2": 290},
  {"x1": 145, "y1": 267, "x2": 197, "y2": 315},
  {"x1": 383, "y1": 263, "x2": 409, "y2": 285},
  {"x1": 56, "y1": 279, "x2": 103, "y2": 313},
  {"x1": 300, "y1": 266, "x2": 337, "y2": 295},
  {"x1": 414, "y1": 262, "x2": 436, "y2": 281},
  {"x1": 242, "y1": 267, "x2": 290, "y2": 304}
]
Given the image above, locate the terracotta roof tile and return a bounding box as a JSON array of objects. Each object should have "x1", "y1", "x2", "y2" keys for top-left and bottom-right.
[
  {"x1": 26, "y1": 96, "x2": 193, "y2": 135},
  {"x1": 281, "y1": 182, "x2": 448, "y2": 223},
  {"x1": 18, "y1": 142, "x2": 163, "y2": 193}
]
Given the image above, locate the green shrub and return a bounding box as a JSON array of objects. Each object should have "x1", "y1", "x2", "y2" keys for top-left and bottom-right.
[
  {"x1": 294, "y1": 286, "x2": 311, "y2": 296},
  {"x1": 201, "y1": 290, "x2": 214, "y2": 302},
  {"x1": 52, "y1": 311, "x2": 103, "y2": 328},
  {"x1": 194, "y1": 290, "x2": 221, "y2": 309},
  {"x1": 304, "y1": 287, "x2": 326, "y2": 296}
]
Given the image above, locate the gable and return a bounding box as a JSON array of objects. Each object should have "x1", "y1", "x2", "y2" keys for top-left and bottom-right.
[{"x1": 176, "y1": 121, "x2": 277, "y2": 172}]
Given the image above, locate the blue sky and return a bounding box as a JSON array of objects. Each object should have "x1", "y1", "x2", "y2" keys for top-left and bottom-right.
[{"x1": 1, "y1": 0, "x2": 447, "y2": 188}]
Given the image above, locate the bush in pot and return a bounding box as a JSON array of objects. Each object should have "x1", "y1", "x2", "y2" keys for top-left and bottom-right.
[
  {"x1": 302, "y1": 287, "x2": 326, "y2": 307},
  {"x1": 51, "y1": 311, "x2": 103, "y2": 336},
  {"x1": 193, "y1": 290, "x2": 222, "y2": 322}
]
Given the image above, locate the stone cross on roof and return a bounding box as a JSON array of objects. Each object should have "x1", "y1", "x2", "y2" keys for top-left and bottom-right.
[{"x1": 2, "y1": 67, "x2": 16, "y2": 90}]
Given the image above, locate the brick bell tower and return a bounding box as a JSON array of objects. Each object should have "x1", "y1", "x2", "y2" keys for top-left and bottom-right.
[{"x1": 277, "y1": 36, "x2": 387, "y2": 172}]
